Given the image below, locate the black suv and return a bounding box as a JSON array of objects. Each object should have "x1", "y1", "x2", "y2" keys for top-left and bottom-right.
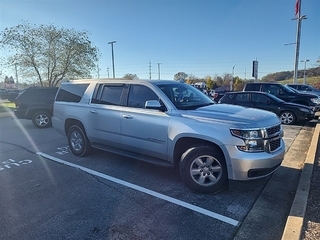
[
  {"x1": 243, "y1": 82, "x2": 320, "y2": 112},
  {"x1": 14, "y1": 87, "x2": 58, "y2": 128}
]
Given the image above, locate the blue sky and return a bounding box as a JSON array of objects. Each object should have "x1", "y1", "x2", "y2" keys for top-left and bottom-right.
[{"x1": 0, "y1": 0, "x2": 319, "y2": 81}]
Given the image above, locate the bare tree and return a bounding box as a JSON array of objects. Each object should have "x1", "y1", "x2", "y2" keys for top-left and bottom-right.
[
  {"x1": 123, "y1": 73, "x2": 138, "y2": 80},
  {"x1": 0, "y1": 22, "x2": 100, "y2": 86},
  {"x1": 174, "y1": 72, "x2": 188, "y2": 81}
]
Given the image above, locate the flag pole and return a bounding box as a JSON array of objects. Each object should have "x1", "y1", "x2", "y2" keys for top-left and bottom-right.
[{"x1": 293, "y1": 0, "x2": 306, "y2": 84}]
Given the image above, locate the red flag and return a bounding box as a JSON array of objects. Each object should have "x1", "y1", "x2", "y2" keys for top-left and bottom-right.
[{"x1": 295, "y1": 0, "x2": 300, "y2": 17}]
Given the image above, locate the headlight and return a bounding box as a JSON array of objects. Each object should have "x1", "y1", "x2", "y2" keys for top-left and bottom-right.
[
  {"x1": 311, "y1": 98, "x2": 320, "y2": 104},
  {"x1": 230, "y1": 128, "x2": 264, "y2": 152},
  {"x1": 299, "y1": 107, "x2": 311, "y2": 113}
]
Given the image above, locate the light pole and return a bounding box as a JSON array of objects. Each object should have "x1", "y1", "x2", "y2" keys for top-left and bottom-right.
[
  {"x1": 230, "y1": 64, "x2": 236, "y2": 91},
  {"x1": 301, "y1": 59, "x2": 309, "y2": 84},
  {"x1": 108, "y1": 41, "x2": 116, "y2": 78},
  {"x1": 157, "y1": 63, "x2": 161, "y2": 80}
]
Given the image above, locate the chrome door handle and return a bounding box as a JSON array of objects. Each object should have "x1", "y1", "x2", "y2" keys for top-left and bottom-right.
[
  {"x1": 122, "y1": 114, "x2": 133, "y2": 119},
  {"x1": 90, "y1": 110, "x2": 98, "y2": 114}
]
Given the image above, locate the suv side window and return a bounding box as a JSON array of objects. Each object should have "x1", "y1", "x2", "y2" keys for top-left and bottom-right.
[
  {"x1": 127, "y1": 85, "x2": 158, "y2": 108},
  {"x1": 263, "y1": 85, "x2": 282, "y2": 95},
  {"x1": 245, "y1": 83, "x2": 261, "y2": 91},
  {"x1": 98, "y1": 85, "x2": 124, "y2": 106},
  {"x1": 56, "y1": 84, "x2": 89, "y2": 103}
]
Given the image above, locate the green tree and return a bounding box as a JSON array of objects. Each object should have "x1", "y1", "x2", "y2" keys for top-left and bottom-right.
[
  {"x1": 0, "y1": 22, "x2": 100, "y2": 87},
  {"x1": 204, "y1": 75, "x2": 214, "y2": 89},
  {"x1": 123, "y1": 73, "x2": 138, "y2": 80}
]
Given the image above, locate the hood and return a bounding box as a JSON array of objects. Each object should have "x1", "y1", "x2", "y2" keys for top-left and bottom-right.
[
  {"x1": 295, "y1": 91, "x2": 320, "y2": 98},
  {"x1": 281, "y1": 101, "x2": 313, "y2": 109},
  {"x1": 185, "y1": 104, "x2": 280, "y2": 128}
]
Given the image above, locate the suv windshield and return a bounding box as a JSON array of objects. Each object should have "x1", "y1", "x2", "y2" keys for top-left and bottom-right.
[{"x1": 157, "y1": 83, "x2": 214, "y2": 110}]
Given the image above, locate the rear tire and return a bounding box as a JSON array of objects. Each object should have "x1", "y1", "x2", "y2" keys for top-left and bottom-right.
[
  {"x1": 67, "y1": 125, "x2": 92, "y2": 156},
  {"x1": 180, "y1": 146, "x2": 228, "y2": 193},
  {"x1": 32, "y1": 111, "x2": 52, "y2": 128}
]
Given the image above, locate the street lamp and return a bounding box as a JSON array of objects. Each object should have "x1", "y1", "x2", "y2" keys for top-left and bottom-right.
[
  {"x1": 108, "y1": 41, "x2": 116, "y2": 78},
  {"x1": 157, "y1": 63, "x2": 161, "y2": 80},
  {"x1": 300, "y1": 59, "x2": 309, "y2": 84},
  {"x1": 230, "y1": 64, "x2": 236, "y2": 91}
]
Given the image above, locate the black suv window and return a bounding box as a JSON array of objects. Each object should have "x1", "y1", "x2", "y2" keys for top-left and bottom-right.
[
  {"x1": 245, "y1": 83, "x2": 261, "y2": 91},
  {"x1": 56, "y1": 84, "x2": 89, "y2": 103},
  {"x1": 127, "y1": 85, "x2": 158, "y2": 108},
  {"x1": 17, "y1": 88, "x2": 58, "y2": 101}
]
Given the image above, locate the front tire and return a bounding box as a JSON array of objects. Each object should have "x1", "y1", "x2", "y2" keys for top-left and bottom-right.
[
  {"x1": 279, "y1": 111, "x2": 296, "y2": 125},
  {"x1": 32, "y1": 111, "x2": 52, "y2": 128},
  {"x1": 180, "y1": 146, "x2": 228, "y2": 194},
  {"x1": 67, "y1": 125, "x2": 92, "y2": 156}
]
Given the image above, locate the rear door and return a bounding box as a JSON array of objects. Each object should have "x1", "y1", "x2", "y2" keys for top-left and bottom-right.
[
  {"x1": 120, "y1": 84, "x2": 170, "y2": 161},
  {"x1": 88, "y1": 84, "x2": 124, "y2": 148}
]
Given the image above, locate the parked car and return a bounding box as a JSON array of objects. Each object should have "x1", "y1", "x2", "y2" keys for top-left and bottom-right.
[
  {"x1": 14, "y1": 87, "x2": 58, "y2": 128},
  {"x1": 286, "y1": 84, "x2": 320, "y2": 96},
  {"x1": 243, "y1": 82, "x2": 320, "y2": 112},
  {"x1": 52, "y1": 79, "x2": 285, "y2": 194},
  {"x1": 218, "y1": 91, "x2": 314, "y2": 125}
]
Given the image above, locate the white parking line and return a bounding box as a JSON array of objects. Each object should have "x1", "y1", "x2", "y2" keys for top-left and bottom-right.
[{"x1": 37, "y1": 152, "x2": 239, "y2": 227}]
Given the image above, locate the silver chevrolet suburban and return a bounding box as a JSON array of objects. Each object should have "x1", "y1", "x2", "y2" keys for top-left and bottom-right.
[{"x1": 52, "y1": 79, "x2": 285, "y2": 193}]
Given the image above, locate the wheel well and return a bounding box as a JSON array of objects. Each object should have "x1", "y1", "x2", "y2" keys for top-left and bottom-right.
[
  {"x1": 173, "y1": 137, "x2": 223, "y2": 168},
  {"x1": 64, "y1": 118, "x2": 85, "y2": 135},
  {"x1": 27, "y1": 108, "x2": 51, "y2": 118}
]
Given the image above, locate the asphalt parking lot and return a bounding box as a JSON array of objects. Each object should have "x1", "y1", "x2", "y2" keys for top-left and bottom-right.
[{"x1": 0, "y1": 113, "x2": 318, "y2": 239}]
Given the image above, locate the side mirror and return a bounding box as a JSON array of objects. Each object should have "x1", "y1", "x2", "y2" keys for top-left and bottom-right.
[{"x1": 145, "y1": 100, "x2": 166, "y2": 112}]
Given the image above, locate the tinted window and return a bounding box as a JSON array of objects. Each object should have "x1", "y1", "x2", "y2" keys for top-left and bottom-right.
[
  {"x1": 252, "y1": 93, "x2": 269, "y2": 103},
  {"x1": 17, "y1": 88, "x2": 58, "y2": 101},
  {"x1": 98, "y1": 85, "x2": 123, "y2": 106},
  {"x1": 127, "y1": 85, "x2": 158, "y2": 108},
  {"x1": 235, "y1": 93, "x2": 250, "y2": 102},
  {"x1": 245, "y1": 84, "x2": 261, "y2": 91},
  {"x1": 56, "y1": 84, "x2": 89, "y2": 103}
]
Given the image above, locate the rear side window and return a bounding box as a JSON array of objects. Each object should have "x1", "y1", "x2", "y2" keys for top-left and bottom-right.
[
  {"x1": 245, "y1": 84, "x2": 261, "y2": 91},
  {"x1": 91, "y1": 84, "x2": 125, "y2": 106},
  {"x1": 17, "y1": 88, "x2": 58, "y2": 101},
  {"x1": 235, "y1": 93, "x2": 250, "y2": 102},
  {"x1": 56, "y1": 84, "x2": 89, "y2": 103}
]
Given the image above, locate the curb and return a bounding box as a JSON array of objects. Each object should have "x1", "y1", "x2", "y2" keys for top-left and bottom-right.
[{"x1": 281, "y1": 117, "x2": 320, "y2": 240}]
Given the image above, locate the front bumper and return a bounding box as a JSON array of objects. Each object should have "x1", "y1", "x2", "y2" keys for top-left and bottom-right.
[{"x1": 225, "y1": 139, "x2": 285, "y2": 180}]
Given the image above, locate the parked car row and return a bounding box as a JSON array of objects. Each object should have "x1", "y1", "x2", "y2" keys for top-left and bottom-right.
[{"x1": 217, "y1": 82, "x2": 320, "y2": 125}]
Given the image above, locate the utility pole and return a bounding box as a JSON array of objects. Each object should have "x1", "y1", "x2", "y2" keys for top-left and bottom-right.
[
  {"x1": 157, "y1": 63, "x2": 161, "y2": 80},
  {"x1": 108, "y1": 41, "x2": 116, "y2": 78},
  {"x1": 293, "y1": 0, "x2": 307, "y2": 83}
]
